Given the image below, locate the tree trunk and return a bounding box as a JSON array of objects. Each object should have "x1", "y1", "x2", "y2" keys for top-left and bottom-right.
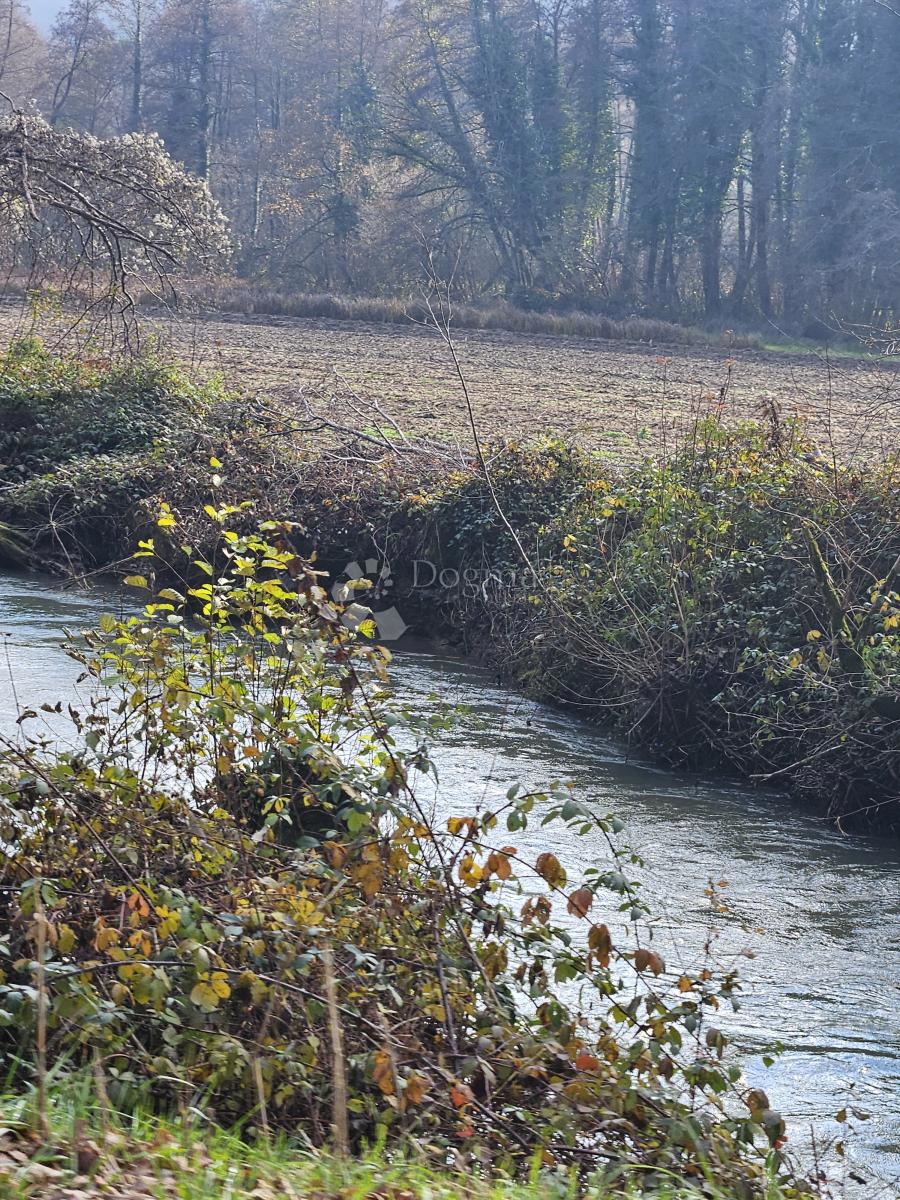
[
  {"x1": 128, "y1": 2, "x2": 143, "y2": 133},
  {"x1": 701, "y1": 203, "x2": 722, "y2": 315},
  {"x1": 196, "y1": 0, "x2": 212, "y2": 181}
]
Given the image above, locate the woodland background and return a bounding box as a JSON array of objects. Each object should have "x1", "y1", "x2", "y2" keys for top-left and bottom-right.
[{"x1": 2, "y1": 0, "x2": 899, "y2": 332}]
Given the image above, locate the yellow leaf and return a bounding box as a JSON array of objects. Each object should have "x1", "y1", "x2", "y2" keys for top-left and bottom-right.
[
  {"x1": 372, "y1": 1050, "x2": 395, "y2": 1096},
  {"x1": 190, "y1": 973, "x2": 229, "y2": 1012},
  {"x1": 57, "y1": 924, "x2": 76, "y2": 955},
  {"x1": 458, "y1": 854, "x2": 483, "y2": 887},
  {"x1": 293, "y1": 898, "x2": 317, "y2": 925},
  {"x1": 535, "y1": 852, "x2": 566, "y2": 888},
  {"x1": 352, "y1": 861, "x2": 384, "y2": 899},
  {"x1": 210, "y1": 971, "x2": 231, "y2": 999},
  {"x1": 447, "y1": 815, "x2": 476, "y2": 838},
  {"x1": 94, "y1": 926, "x2": 120, "y2": 952},
  {"x1": 404, "y1": 1074, "x2": 428, "y2": 1105}
]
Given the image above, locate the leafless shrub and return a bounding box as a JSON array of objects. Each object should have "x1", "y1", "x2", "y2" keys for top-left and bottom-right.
[{"x1": 0, "y1": 103, "x2": 230, "y2": 341}]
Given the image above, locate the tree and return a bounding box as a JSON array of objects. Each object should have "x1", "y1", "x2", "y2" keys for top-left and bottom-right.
[
  {"x1": 105, "y1": 0, "x2": 160, "y2": 132},
  {"x1": 0, "y1": 107, "x2": 230, "y2": 329},
  {"x1": 0, "y1": 0, "x2": 896, "y2": 328},
  {"x1": 0, "y1": 1, "x2": 43, "y2": 106},
  {"x1": 45, "y1": 0, "x2": 114, "y2": 130}
]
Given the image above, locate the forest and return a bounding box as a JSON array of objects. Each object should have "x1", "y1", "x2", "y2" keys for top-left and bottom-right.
[{"x1": 2, "y1": 0, "x2": 900, "y2": 330}]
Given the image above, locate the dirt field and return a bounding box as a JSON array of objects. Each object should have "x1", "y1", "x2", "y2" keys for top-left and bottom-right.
[{"x1": 5, "y1": 305, "x2": 899, "y2": 460}]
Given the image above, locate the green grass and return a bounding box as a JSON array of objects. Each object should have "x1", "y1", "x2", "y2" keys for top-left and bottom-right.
[{"x1": 0, "y1": 1083, "x2": 800, "y2": 1200}]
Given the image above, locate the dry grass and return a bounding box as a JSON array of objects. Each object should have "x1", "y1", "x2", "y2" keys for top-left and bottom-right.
[
  {"x1": 186, "y1": 279, "x2": 762, "y2": 350},
  {"x1": 1, "y1": 300, "x2": 897, "y2": 461}
]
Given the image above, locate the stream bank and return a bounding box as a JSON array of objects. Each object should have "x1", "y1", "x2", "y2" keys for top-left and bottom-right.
[
  {"x1": 1, "y1": 569, "x2": 898, "y2": 1191},
  {"x1": 1, "y1": 344, "x2": 899, "y2": 833}
]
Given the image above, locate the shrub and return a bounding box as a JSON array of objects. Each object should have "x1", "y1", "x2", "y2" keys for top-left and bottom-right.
[
  {"x1": 363, "y1": 425, "x2": 900, "y2": 831},
  {"x1": 0, "y1": 341, "x2": 299, "y2": 571},
  {"x1": 0, "y1": 338, "x2": 229, "y2": 482},
  {"x1": 0, "y1": 506, "x2": 806, "y2": 1194}
]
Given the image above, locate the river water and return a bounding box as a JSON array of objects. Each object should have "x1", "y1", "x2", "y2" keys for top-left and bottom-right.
[{"x1": 1, "y1": 571, "x2": 898, "y2": 1193}]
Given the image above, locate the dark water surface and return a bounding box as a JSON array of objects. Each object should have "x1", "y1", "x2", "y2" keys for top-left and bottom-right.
[{"x1": 1, "y1": 572, "x2": 898, "y2": 1192}]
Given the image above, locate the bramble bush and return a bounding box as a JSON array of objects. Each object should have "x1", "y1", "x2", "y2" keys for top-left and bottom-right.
[
  {"x1": 0, "y1": 501, "x2": 806, "y2": 1195},
  {"x1": 306, "y1": 421, "x2": 900, "y2": 831},
  {"x1": 0, "y1": 340, "x2": 296, "y2": 571}
]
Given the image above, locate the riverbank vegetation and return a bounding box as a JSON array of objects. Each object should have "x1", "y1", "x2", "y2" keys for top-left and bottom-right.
[
  {"x1": 0, "y1": 507, "x2": 814, "y2": 1198},
  {"x1": 0, "y1": 1092, "x2": 805, "y2": 1200},
  {"x1": 0, "y1": 1097, "x2": 812, "y2": 1200},
  {"x1": 1, "y1": 343, "x2": 897, "y2": 835}
]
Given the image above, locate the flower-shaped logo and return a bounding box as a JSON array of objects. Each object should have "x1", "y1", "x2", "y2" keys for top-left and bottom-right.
[{"x1": 331, "y1": 558, "x2": 408, "y2": 642}]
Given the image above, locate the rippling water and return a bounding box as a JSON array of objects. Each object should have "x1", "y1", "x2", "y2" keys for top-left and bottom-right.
[{"x1": 1, "y1": 572, "x2": 898, "y2": 1192}]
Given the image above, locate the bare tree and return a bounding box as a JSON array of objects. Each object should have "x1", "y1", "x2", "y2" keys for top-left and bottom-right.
[{"x1": 0, "y1": 104, "x2": 230, "y2": 337}]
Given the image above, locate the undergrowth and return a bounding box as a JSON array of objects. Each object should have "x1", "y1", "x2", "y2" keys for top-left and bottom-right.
[
  {"x1": 288, "y1": 432, "x2": 900, "y2": 834},
  {"x1": 0, "y1": 1083, "x2": 805, "y2": 1200},
  {"x1": 0, "y1": 339, "x2": 298, "y2": 571},
  {"x1": 0, "y1": 509, "x2": 813, "y2": 1197}
]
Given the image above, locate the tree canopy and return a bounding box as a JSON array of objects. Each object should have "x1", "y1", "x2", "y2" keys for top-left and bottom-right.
[{"x1": 1, "y1": 0, "x2": 898, "y2": 327}]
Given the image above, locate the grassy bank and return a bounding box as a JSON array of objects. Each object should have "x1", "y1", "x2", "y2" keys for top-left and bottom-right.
[
  {"x1": 0, "y1": 343, "x2": 898, "y2": 833},
  {"x1": 0, "y1": 1087, "x2": 803, "y2": 1200}
]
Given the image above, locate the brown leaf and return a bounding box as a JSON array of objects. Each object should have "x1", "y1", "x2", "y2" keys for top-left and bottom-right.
[
  {"x1": 535, "y1": 851, "x2": 566, "y2": 888},
  {"x1": 567, "y1": 888, "x2": 593, "y2": 918},
  {"x1": 574, "y1": 1049, "x2": 601, "y2": 1072},
  {"x1": 485, "y1": 848, "x2": 515, "y2": 881},
  {"x1": 449, "y1": 1082, "x2": 474, "y2": 1109},
  {"x1": 746, "y1": 1088, "x2": 770, "y2": 1118},
  {"x1": 587, "y1": 922, "x2": 612, "y2": 967},
  {"x1": 634, "y1": 948, "x2": 665, "y2": 976}
]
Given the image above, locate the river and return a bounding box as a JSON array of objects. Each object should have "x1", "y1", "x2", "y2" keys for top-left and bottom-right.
[{"x1": 1, "y1": 570, "x2": 898, "y2": 1193}]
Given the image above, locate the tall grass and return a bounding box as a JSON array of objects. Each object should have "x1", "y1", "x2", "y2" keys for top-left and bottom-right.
[{"x1": 178, "y1": 280, "x2": 762, "y2": 350}]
